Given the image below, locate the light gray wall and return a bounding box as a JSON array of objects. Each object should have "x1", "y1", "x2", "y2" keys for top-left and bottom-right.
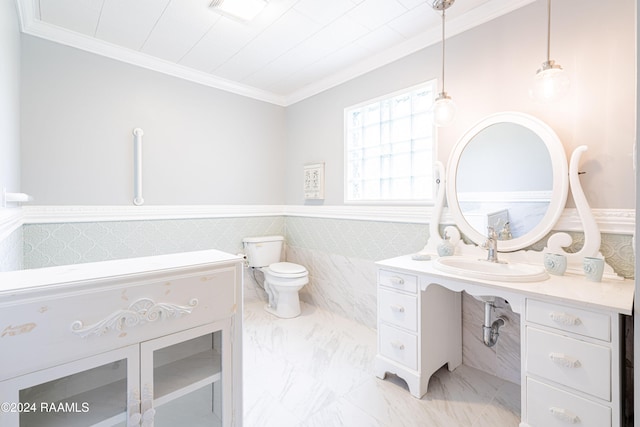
[
  {"x1": 0, "y1": 0, "x2": 21, "y2": 195},
  {"x1": 285, "y1": 0, "x2": 637, "y2": 209},
  {"x1": 20, "y1": 35, "x2": 287, "y2": 205}
]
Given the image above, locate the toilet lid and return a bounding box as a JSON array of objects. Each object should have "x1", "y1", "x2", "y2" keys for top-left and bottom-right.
[{"x1": 269, "y1": 262, "x2": 306, "y2": 275}]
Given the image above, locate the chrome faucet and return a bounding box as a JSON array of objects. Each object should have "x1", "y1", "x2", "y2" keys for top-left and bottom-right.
[{"x1": 483, "y1": 226, "x2": 499, "y2": 263}]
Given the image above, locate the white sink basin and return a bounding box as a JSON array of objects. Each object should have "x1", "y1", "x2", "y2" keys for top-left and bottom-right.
[{"x1": 433, "y1": 256, "x2": 549, "y2": 282}]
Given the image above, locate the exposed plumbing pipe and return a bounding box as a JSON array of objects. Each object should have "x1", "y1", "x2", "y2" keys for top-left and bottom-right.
[{"x1": 482, "y1": 301, "x2": 507, "y2": 347}]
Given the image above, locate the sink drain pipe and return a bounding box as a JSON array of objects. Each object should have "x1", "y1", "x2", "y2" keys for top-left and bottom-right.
[{"x1": 483, "y1": 301, "x2": 506, "y2": 347}]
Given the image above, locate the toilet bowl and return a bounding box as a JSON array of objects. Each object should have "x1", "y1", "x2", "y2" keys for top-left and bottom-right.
[{"x1": 242, "y1": 236, "x2": 308, "y2": 318}]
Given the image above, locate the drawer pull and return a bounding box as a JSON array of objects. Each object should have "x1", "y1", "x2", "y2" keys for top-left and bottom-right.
[
  {"x1": 390, "y1": 304, "x2": 405, "y2": 313},
  {"x1": 391, "y1": 340, "x2": 405, "y2": 350},
  {"x1": 71, "y1": 297, "x2": 199, "y2": 338},
  {"x1": 549, "y1": 311, "x2": 582, "y2": 326},
  {"x1": 549, "y1": 352, "x2": 582, "y2": 369},
  {"x1": 390, "y1": 276, "x2": 405, "y2": 286},
  {"x1": 549, "y1": 406, "x2": 580, "y2": 424}
]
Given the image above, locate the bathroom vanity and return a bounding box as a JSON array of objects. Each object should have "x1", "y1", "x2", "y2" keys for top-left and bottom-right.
[
  {"x1": 0, "y1": 249, "x2": 243, "y2": 427},
  {"x1": 375, "y1": 112, "x2": 635, "y2": 427},
  {"x1": 374, "y1": 255, "x2": 633, "y2": 427}
]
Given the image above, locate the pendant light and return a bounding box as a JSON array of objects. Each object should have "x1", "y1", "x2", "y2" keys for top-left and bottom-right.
[
  {"x1": 431, "y1": 0, "x2": 456, "y2": 127},
  {"x1": 530, "y1": 0, "x2": 569, "y2": 101}
]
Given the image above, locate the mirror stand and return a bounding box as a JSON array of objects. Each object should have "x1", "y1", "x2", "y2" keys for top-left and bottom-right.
[
  {"x1": 423, "y1": 148, "x2": 621, "y2": 281},
  {"x1": 544, "y1": 146, "x2": 619, "y2": 279}
]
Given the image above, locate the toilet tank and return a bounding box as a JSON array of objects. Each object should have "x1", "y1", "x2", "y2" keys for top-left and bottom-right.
[{"x1": 242, "y1": 235, "x2": 284, "y2": 268}]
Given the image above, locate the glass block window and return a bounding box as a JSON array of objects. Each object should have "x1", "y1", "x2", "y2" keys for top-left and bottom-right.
[{"x1": 345, "y1": 81, "x2": 436, "y2": 203}]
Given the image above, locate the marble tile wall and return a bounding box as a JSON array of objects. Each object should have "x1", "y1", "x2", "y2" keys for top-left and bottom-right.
[{"x1": 283, "y1": 217, "x2": 635, "y2": 385}]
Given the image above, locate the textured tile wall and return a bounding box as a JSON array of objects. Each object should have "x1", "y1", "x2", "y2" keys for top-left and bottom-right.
[
  {"x1": 0, "y1": 228, "x2": 23, "y2": 272},
  {"x1": 15, "y1": 214, "x2": 636, "y2": 386},
  {"x1": 23, "y1": 216, "x2": 284, "y2": 269}
]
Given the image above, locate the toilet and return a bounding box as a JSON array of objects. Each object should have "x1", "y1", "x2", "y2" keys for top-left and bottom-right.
[{"x1": 242, "y1": 235, "x2": 308, "y2": 318}]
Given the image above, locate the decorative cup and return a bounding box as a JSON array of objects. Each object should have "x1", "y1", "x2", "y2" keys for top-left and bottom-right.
[
  {"x1": 543, "y1": 253, "x2": 567, "y2": 276},
  {"x1": 437, "y1": 240, "x2": 455, "y2": 257},
  {"x1": 583, "y1": 257, "x2": 605, "y2": 282}
]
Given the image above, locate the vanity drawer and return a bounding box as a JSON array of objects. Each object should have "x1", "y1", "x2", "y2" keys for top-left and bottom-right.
[
  {"x1": 526, "y1": 327, "x2": 611, "y2": 401},
  {"x1": 526, "y1": 378, "x2": 611, "y2": 427},
  {"x1": 526, "y1": 299, "x2": 611, "y2": 341},
  {"x1": 378, "y1": 288, "x2": 418, "y2": 332},
  {"x1": 379, "y1": 324, "x2": 418, "y2": 370},
  {"x1": 0, "y1": 266, "x2": 237, "y2": 381},
  {"x1": 378, "y1": 269, "x2": 417, "y2": 294}
]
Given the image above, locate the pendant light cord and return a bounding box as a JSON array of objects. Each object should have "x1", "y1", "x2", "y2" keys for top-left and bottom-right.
[
  {"x1": 440, "y1": 7, "x2": 446, "y2": 93},
  {"x1": 546, "y1": 0, "x2": 551, "y2": 63}
]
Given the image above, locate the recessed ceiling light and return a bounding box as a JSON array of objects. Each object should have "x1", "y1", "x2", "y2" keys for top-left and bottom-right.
[{"x1": 210, "y1": 0, "x2": 267, "y2": 22}]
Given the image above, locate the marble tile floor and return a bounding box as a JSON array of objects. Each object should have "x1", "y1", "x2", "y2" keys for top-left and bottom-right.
[{"x1": 243, "y1": 300, "x2": 521, "y2": 427}]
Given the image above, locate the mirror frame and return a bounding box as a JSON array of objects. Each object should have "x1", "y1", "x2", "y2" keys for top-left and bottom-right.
[{"x1": 446, "y1": 112, "x2": 569, "y2": 252}]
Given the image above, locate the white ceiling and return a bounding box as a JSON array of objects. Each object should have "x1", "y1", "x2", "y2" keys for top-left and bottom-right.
[{"x1": 15, "y1": 0, "x2": 535, "y2": 105}]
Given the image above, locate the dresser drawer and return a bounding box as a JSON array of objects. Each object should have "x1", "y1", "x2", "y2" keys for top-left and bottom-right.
[
  {"x1": 526, "y1": 378, "x2": 611, "y2": 427},
  {"x1": 379, "y1": 324, "x2": 418, "y2": 370},
  {"x1": 378, "y1": 269, "x2": 417, "y2": 294},
  {"x1": 526, "y1": 327, "x2": 611, "y2": 401},
  {"x1": 526, "y1": 299, "x2": 611, "y2": 341},
  {"x1": 0, "y1": 266, "x2": 237, "y2": 381},
  {"x1": 378, "y1": 288, "x2": 418, "y2": 332}
]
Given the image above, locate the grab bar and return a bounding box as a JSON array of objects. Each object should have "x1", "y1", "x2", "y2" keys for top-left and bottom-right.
[{"x1": 133, "y1": 128, "x2": 144, "y2": 206}]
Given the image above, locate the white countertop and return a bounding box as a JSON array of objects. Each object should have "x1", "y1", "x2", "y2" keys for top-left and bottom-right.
[
  {"x1": 0, "y1": 249, "x2": 242, "y2": 297},
  {"x1": 377, "y1": 255, "x2": 635, "y2": 315}
]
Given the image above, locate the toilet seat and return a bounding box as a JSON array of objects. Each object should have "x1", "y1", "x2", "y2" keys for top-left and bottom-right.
[{"x1": 266, "y1": 262, "x2": 308, "y2": 279}]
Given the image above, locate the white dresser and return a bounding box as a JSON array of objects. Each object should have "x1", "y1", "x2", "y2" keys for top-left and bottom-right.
[{"x1": 0, "y1": 250, "x2": 243, "y2": 427}]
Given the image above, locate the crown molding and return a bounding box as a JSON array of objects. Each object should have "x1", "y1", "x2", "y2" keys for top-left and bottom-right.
[
  {"x1": 16, "y1": 0, "x2": 536, "y2": 107},
  {"x1": 14, "y1": 205, "x2": 635, "y2": 236},
  {"x1": 284, "y1": 0, "x2": 537, "y2": 105},
  {"x1": 15, "y1": 0, "x2": 286, "y2": 106}
]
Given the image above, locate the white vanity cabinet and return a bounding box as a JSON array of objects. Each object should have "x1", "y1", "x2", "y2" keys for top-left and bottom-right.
[
  {"x1": 0, "y1": 250, "x2": 243, "y2": 427},
  {"x1": 523, "y1": 299, "x2": 621, "y2": 427},
  {"x1": 374, "y1": 267, "x2": 462, "y2": 398},
  {"x1": 375, "y1": 255, "x2": 634, "y2": 426}
]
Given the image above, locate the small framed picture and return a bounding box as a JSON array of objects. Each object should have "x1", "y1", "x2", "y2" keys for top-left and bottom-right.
[{"x1": 304, "y1": 162, "x2": 324, "y2": 200}]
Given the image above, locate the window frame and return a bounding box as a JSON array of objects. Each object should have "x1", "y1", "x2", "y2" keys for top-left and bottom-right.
[{"x1": 343, "y1": 80, "x2": 438, "y2": 205}]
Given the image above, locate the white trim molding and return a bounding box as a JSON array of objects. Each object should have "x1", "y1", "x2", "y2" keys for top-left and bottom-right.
[
  {"x1": 21, "y1": 205, "x2": 287, "y2": 224},
  {"x1": 0, "y1": 208, "x2": 23, "y2": 241},
  {"x1": 12, "y1": 205, "x2": 636, "y2": 236}
]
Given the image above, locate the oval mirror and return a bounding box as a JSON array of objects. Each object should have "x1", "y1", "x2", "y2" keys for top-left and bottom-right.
[{"x1": 446, "y1": 112, "x2": 568, "y2": 252}]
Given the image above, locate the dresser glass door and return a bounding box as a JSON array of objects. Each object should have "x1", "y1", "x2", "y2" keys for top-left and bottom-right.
[
  {"x1": 1, "y1": 345, "x2": 138, "y2": 427},
  {"x1": 142, "y1": 321, "x2": 231, "y2": 427}
]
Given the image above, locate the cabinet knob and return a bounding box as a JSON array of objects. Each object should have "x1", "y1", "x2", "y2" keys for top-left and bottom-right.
[
  {"x1": 390, "y1": 304, "x2": 405, "y2": 313},
  {"x1": 549, "y1": 352, "x2": 581, "y2": 369},
  {"x1": 549, "y1": 311, "x2": 581, "y2": 326},
  {"x1": 549, "y1": 406, "x2": 580, "y2": 424},
  {"x1": 391, "y1": 340, "x2": 405, "y2": 350},
  {"x1": 390, "y1": 276, "x2": 405, "y2": 286}
]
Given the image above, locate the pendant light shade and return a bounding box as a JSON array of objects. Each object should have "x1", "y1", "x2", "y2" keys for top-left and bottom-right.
[
  {"x1": 431, "y1": 0, "x2": 456, "y2": 127},
  {"x1": 432, "y1": 93, "x2": 457, "y2": 127},
  {"x1": 531, "y1": 0, "x2": 569, "y2": 101}
]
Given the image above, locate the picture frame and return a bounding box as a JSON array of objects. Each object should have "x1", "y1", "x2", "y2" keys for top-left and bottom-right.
[{"x1": 304, "y1": 162, "x2": 325, "y2": 200}]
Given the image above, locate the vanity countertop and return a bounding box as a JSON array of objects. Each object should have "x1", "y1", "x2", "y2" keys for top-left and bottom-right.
[
  {"x1": 0, "y1": 249, "x2": 242, "y2": 297},
  {"x1": 377, "y1": 255, "x2": 634, "y2": 315}
]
